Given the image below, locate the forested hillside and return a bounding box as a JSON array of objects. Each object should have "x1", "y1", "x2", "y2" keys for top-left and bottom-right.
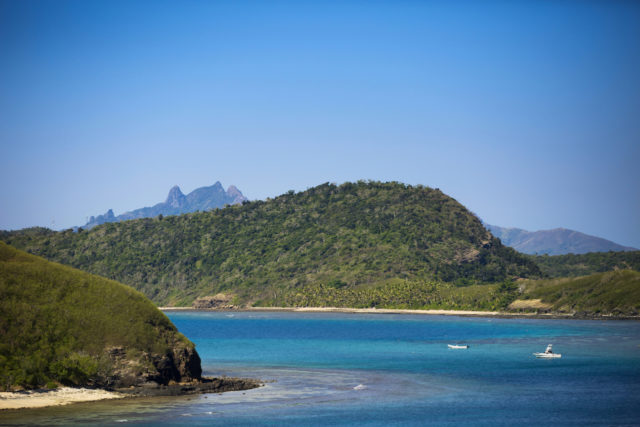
[{"x1": 0, "y1": 181, "x2": 540, "y2": 306}]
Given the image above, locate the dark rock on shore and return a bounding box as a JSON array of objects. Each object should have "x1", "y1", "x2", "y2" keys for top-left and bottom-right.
[
  {"x1": 103, "y1": 342, "x2": 203, "y2": 388},
  {"x1": 115, "y1": 377, "x2": 262, "y2": 397}
]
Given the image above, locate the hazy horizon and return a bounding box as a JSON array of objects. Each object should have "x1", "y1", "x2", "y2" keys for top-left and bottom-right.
[{"x1": 1, "y1": 0, "x2": 639, "y2": 247}]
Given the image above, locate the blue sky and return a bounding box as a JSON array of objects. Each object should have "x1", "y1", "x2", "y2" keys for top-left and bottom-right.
[{"x1": 1, "y1": 0, "x2": 639, "y2": 248}]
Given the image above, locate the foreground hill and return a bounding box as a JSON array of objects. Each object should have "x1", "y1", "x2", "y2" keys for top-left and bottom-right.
[
  {"x1": 510, "y1": 270, "x2": 640, "y2": 316},
  {"x1": 83, "y1": 181, "x2": 246, "y2": 229},
  {"x1": 1, "y1": 181, "x2": 541, "y2": 306},
  {"x1": 486, "y1": 224, "x2": 637, "y2": 255},
  {"x1": 0, "y1": 242, "x2": 201, "y2": 391}
]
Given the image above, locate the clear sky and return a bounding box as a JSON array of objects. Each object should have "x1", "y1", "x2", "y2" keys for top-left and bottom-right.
[{"x1": 1, "y1": 0, "x2": 639, "y2": 248}]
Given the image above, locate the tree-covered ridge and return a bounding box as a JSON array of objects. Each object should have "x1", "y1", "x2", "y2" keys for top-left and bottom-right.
[
  {"x1": 0, "y1": 181, "x2": 540, "y2": 306},
  {"x1": 529, "y1": 251, "x2": 640, "y2": 278},
  {"x1": 0, "y1": 242, "x2": 199, "y2": 390}
]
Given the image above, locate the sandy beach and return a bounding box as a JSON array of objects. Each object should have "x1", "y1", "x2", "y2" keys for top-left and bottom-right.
[
  {"x1": 158, "y1": 306, "x2": 640, "y2": 320},
  {"x1": 248, "y1": 307, "x2": 506, "y2": 316},
  {"x1": 0, "y1": 387, "x2": 124, "y2": 410},
  {"x1": 159, "y1": 306, "x2": 547, "y2": 317}
]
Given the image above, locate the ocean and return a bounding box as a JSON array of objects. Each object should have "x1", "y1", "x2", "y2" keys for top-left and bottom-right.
[{"x1": 2, "y1": 311, "x2": 639, "y2": 425}]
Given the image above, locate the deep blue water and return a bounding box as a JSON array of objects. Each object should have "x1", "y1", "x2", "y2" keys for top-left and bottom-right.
[{"x1": 2, "y1": 312, "x2": 640, "y2": 425}]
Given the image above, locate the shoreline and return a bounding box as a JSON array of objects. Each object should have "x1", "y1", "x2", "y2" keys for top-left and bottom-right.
[
  {"x1": 0, "y1": 377, "x2": 261, "y2": 411},
  {"x1": 159, "y1": 306, "x2": 640, "y2": 320},
  {"x1": 0, "y1": 387, "x2": 124, "y2": 411}
]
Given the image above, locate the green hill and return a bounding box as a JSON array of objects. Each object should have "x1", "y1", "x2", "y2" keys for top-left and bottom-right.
[
  {"x1": 511, "y1": 270, "x2": 640, "y2": 316},
  {"x1": 0, "y1": 242, "x2": 201, "y2": 391},
  {"x1": 529, "y1": 251, "x2": 640, "y2": 278},
  {"x1": 0, "y1": 181, "x2": 541, "y2": 306}
]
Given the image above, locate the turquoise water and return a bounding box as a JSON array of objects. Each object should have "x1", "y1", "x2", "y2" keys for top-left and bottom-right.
[{"x1": 2, "y1": 312, "x2": 640, "y2": 425}]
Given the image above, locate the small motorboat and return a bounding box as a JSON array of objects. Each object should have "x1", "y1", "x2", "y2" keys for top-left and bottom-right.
[
  {"x1": 448, "y1": 344, "x2": 469, "y2": 349},
  {"x1": 534, "y1": 344, "x2": 561, "y2": 359}
]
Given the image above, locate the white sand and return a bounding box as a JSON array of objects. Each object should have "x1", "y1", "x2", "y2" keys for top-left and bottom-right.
[
  {"x1": 0, "y1": 387, "x2": 124, "y2": 410},
  {"x1": 160, "y1": 306, "x2": 508, "y2": 316},
  {"x1": 159, "y1": 305, "x2": 588, "y2": 318},
  {"x1": 247, "y1": 307, "x2": 504, "y2": 316},
  {"x1": 249, "y1": 307, "x2": 585, "y2": 317}
]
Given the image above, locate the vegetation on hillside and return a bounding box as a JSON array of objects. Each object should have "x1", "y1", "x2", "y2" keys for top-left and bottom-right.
[
  {"x1": 0, "y1": 181, "x2": 541, "y2": 306},
  {"x1": 513, "y1": 270, "x2": 640, "y2": 316},
  {"x1": 269, "y1": 279, "x2": 519, "y2": 311},
  {"x1": 529, "y1": 251, "x2": 640, "y2": 278},
  {"x1": 0, "y1": 242, "x2": 197, "y2": 391}
]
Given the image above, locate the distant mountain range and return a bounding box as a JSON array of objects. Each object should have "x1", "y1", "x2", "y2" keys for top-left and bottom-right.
[
  {"x1": 83, "y1": 182, "x2": 246, "y2": 229},
  {"x1": 485, "y1": 224, "x2": 638, "y2": 255}
]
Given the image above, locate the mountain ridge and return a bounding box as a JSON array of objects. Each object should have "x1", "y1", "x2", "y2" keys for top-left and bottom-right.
[
  {"x1": 83, "y1": 181, "x2": 247, "y2": 229},
  {"x1": 486, "y1": 224, "x2": 637, "y2": 255}
]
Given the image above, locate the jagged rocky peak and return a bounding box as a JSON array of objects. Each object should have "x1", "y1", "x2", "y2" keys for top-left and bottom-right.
[
  {"x1": 165, "y1": 185, "x2": 186, "y2": 208},
  {"x1": 82, "y1": 181, "x2": 248, "y2": 229},
  {"x1": 85, "y1": 209, "x2": 116, "y2": 228},
  {"x1": 226, "y1": 185, "x2": 247, "y2": 203}
]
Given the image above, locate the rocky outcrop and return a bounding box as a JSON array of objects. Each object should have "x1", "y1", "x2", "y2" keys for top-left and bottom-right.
[
  {"x1": 104, "y1": 342, "x2": 202, "y2": 388},
  {"x1": 102, "y1": 345, "x2": 260, "y2": 396},
  {"x1": 87, "y1": 209, "x2": 116, "y2": 227},
  {"x1": 165, "y1": 186, "x2": 186, "y2": 209},
  {"x1": 150, "y1": 345, "x2": 202, "y2": 384},
  {"x1": 192, "y1": 293, "x2": 235, "y2": 309},
  {"x1": 116, "y1": 377, "x2": 262, "y2": 397},
  {"x1": 169, "y1": 345, "x2": 202, "y2": 382},
  {"x1": 226, "y1": 185, "x2": 246, "y2": 204}
]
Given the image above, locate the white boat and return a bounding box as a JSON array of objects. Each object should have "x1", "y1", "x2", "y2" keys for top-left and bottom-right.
[
  {"x1": 534, "y1": 344, "x2": 561, "y2": 359},
  {"x1": 448, "y1": 344, "x2": 469, "y2": 349}
]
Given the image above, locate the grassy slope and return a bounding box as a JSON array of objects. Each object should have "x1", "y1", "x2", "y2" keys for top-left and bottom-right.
[
  {"x1": 529, "y1": 251, "x2": 640, "y2": 277},
  {"x1": 0, "y1": 241, "x2": 194, "y2": 390},
  {"x1": 515, "y1": 270, "x2": 640, "y2": 315},
  {"x1": 0, "y1": 181, "x2": 540, "y2": 306}
]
